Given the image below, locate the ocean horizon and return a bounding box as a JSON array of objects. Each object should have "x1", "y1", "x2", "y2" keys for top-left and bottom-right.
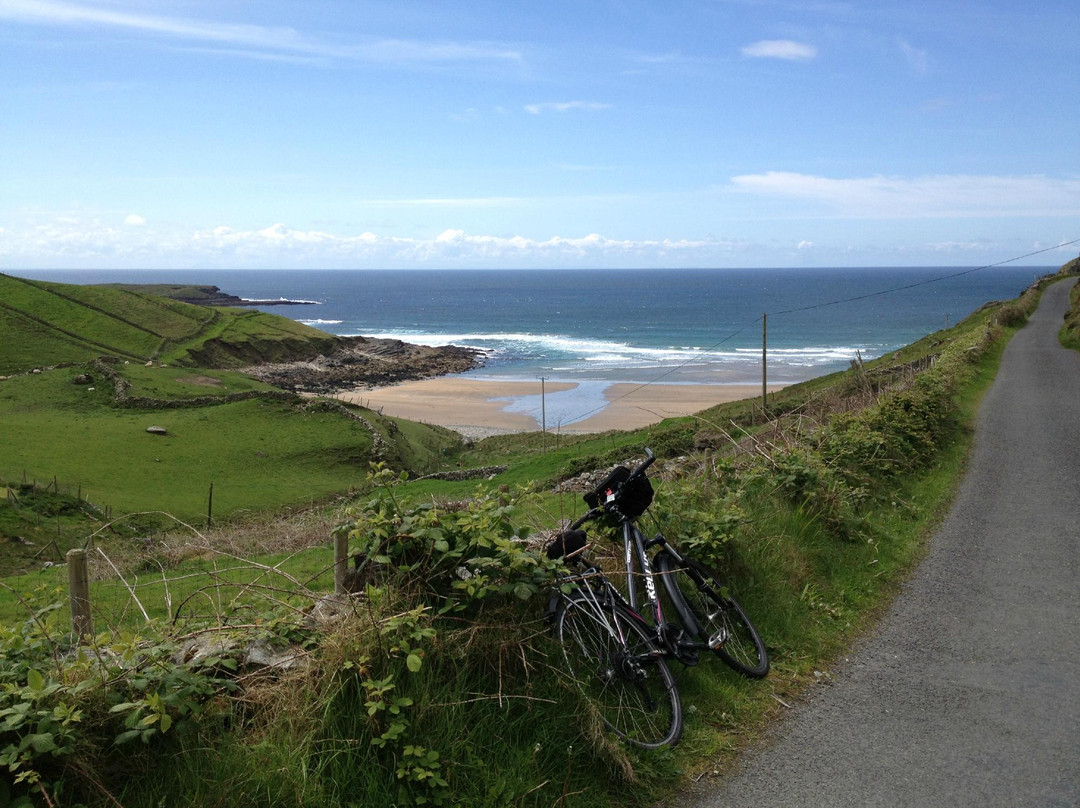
[
  {"x1": 18, "y1": 266, "x2": 1050, "y2": 429},
  {"x1": 21, "y1": 266, "x2": 1047, "y2": 386},
  {"x1": 16, "y1": 264, "x2": 1045, "y2": 429}
]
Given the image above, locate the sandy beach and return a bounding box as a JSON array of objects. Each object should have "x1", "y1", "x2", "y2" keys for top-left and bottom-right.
[{"x1": 336, "y1": 377, "x2": 786, "y2": 437}]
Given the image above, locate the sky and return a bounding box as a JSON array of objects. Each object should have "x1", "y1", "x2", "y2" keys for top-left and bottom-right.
[{"x1": 1, "y1": 0, "x2": 1078, "y2": 270}]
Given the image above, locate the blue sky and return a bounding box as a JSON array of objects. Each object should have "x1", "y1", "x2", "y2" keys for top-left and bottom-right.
[{"x1": 1, "y1": 0, "x2": 1078, "y2": 269}]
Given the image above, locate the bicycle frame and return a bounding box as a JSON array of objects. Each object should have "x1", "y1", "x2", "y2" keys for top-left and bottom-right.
[
  {"x1": 618, "y1": 516, "x2": 717, "y2": 661},
  {"x1": 557, "y1": 447, "x2": 728, "y2": 664},
  {"x1": 549, "y1": 447, "x2": 770, "y2": 729},
  {"x1": 621, "y1": 521, "x2": 660, "y2": 617},
  {"x1": 557, "y1": 561, "x2": 667, "y2": 665}
]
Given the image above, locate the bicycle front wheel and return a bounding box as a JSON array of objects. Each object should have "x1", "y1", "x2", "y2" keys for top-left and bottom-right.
[
  {"x1": 555, "y1": 593, "x2": 683, "y2": 749},
  {"x1": 656, "y1": 552, "x2": 770, "y2": 678}
]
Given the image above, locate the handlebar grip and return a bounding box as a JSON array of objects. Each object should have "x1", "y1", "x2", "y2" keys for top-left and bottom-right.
[
  {"x1": 626, "y1": 447, "x2": 656, "y2": 482},
  {"x1": 570, "y1": 509, "x2": 603, "y2": 530}
]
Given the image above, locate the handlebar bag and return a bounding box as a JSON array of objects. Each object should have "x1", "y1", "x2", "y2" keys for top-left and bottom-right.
[{"x1": 583, "y1": 465, "x2": 654, "y2": 518}]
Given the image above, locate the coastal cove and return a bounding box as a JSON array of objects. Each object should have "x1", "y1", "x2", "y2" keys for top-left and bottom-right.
[{"x1": 23, "y1": 266, "x2": 1047, "y2": 433}]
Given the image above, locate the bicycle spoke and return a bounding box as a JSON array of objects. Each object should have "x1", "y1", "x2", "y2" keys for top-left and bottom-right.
[{"x1": 556, "y1": 595, "x2": 682, "y2": 748}]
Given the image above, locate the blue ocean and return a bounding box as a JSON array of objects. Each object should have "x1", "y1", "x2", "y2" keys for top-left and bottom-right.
[{"x1": 23, "y1": 267, "x2": 1046, "y2": 387}]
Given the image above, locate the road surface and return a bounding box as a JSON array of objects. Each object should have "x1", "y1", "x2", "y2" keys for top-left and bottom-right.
[{"x1": 685, "y1": 277, "x2": 1080, "y2": 808}]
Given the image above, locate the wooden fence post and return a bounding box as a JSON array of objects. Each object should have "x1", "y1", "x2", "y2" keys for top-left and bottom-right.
[
  {"x1": 334, "y1": 533, "x2": 349, "y2": 594},
  {"x1": 67, "y1": 548, "x2": 93, "y2": 642}
]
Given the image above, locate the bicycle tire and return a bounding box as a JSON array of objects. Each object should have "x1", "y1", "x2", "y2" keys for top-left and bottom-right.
[
  {"x1": 554, "y1": 591, "x2": 683, "y2": 749},
  {"x1": 656, "y1": 552, "x2": 770, "y2": 678}
]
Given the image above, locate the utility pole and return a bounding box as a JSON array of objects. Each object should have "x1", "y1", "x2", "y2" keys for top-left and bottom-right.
[
  {"x1": 761, "y1": 313, "x2": 768, "y2": 418},
  {"x1": 539, "y1": 376, "x2": 547, "y2": 452}
]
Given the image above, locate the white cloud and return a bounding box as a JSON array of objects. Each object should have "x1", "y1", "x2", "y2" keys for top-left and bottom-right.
[
  {"x1": 740, "y1": 40, "x2": 818, "y2": 61},
  {"x1": 2, "y1": 208, "x2": 1075, "y2": 270},
  {"x1": 0, "y1": 0, "x2": 521, "y2": 65},
  {"x1": 730, "y1": 172, "x2": 1080, "y2": 218},
  {"x1": 0, "y1": 218, "x2": 750, "y2": 268},
  {"x1": 898, "y1": 38, "x2": 929, "y2": 75},
  {"x1": 124, "y1": 213, "x2": 146, "y2": 226},
  {"x1": 525, "y1": 101, "x2": 612, "y2": 115}
]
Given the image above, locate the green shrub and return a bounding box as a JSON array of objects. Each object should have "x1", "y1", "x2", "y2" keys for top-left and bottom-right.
[
  {"x1": 333, "y1": 465, "x2": 558, "y2": 610},
  {"x1": 0, "y1": 591, "x2": 237, "y2": 805}
]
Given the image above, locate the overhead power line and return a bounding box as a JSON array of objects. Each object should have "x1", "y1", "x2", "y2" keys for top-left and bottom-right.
[{"x1": 559, "y1": 239, "x2": 1080, "y2": 427}]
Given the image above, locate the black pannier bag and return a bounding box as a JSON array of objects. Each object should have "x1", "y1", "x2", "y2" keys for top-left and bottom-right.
[{"x1": 583, "y1": 465, "x2": 654, "y2": 519}]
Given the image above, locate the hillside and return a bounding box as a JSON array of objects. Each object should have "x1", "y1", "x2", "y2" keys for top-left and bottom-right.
[
  {"x1": 0, "y1": 273, "x2": 479, "y2": 575},
  {"x1": 0, "y1": 272, "x2": 340, "y2": 374},
  {"x1": 0, "y1": 273, "x2": 480, "y2": 383},
  {"x1": 1059, "y1": 258, "x2": 1080, "y2": 350}
]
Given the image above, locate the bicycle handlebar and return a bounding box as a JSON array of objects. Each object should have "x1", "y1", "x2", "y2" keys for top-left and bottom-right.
[
  {"x1": 569, "y1": 508, "x2": 604, "y2": 531},
  {"x1": 626, "y1": 447, "x2": 656, "y2": 483},
  {"x1": 568, "y1": 448, "x2": 657, "y2": 531}
]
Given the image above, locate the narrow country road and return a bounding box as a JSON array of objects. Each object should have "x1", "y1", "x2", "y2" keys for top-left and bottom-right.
[{"x1": 684, "y1": 278, "x2": 1080, "y2": 808}]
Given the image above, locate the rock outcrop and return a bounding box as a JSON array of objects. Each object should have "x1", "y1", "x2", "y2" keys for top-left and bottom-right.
[{"x1": 242, "y1": 336, "x2": 482, "y2": 394}]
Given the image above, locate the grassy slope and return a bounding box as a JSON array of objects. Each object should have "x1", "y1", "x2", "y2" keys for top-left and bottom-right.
[
  {"x1": 0, "y1": 272, "x2": 339, "y2": 374},
  {"x1": 1059, "y1": 260, "x2": 1080, "y2": 350},
  {"x1": 0, "y1": 364, "x2": 459, "y2": 521},
  {"x1": 0, "y1": 271, "x2": 461, "y2": 575}
]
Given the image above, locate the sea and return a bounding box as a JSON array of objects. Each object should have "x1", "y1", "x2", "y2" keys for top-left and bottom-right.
[{"x1": 19, "y1": 267, "x2": 1048, "y2": 424}]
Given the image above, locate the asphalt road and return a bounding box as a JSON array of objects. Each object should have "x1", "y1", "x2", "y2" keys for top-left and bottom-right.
[{"x1": 684, "y1": 278, "x2": 1080, "y2": 808}]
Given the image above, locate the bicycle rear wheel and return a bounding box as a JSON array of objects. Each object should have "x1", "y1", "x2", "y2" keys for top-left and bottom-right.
[
  {"x1": 554, "y1": 592, "x2": 683, "y2": 749},
  {"x1": 656, "y1": 552, "x2": 769, "y2": 678}
]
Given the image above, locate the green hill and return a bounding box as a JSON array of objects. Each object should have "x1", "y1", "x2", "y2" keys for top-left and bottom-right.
[
  {"x1": 0, "y1": 273, "x2": 340, "y2": 375},
  {"x1": 0, "y1": 272, "x2": 464, "y2": 574}
]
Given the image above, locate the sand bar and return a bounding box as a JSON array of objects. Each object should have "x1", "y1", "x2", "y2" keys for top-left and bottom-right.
[{"x1": 337, "y1": 377, "x2": 785, "y2": 437}]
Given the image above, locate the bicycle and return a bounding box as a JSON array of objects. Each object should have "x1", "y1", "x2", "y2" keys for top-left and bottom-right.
[{"x1": 545, "y1": 448, "x2": 768, "y2": 748}]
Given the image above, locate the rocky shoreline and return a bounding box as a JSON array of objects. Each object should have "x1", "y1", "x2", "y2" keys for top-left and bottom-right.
[{"x1": 241, "y1": 335, "x2": 483, "y2": 394}]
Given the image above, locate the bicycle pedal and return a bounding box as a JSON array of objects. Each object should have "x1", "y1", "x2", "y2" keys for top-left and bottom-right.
[{"x1": 708, "y1": 628, "x2": 729, "y2": 650}]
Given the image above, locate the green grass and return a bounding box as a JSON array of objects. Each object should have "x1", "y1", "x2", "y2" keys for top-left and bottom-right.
[
  {"x1": 0, "y1": 272, "x2": 341, "y2": 375},
  {"x1": 0, "y1": 365, "x2": 457, "y2": 526},
  {"x1": 0, "y1": 274, "x2": 175, "y2": 367},
  {"x1": 117, "y1": 363, "x2": 280, "y2": 399},
  {"x1": 1061, "y1": 275, "x2": 1080, "y2": 351},
  {"x1": 164, "y1": 308, "x2": 339, "y2": 367},
  {"x1": 0, "y1": 304, "x2": 124, "y2": 372}
]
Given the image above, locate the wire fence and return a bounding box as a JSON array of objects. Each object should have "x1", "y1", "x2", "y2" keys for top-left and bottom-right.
[{"x1": 58, "y1": 531, "x2": 353, "y2": 643}]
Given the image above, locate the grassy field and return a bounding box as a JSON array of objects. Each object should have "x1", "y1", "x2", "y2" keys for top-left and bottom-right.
[
  {"x1": 0, "y1": 272, "x2": 339, "y2": 375},
  {"x1": 0, "y1": 272, "x2": 462, "y2": 576},
  {"x1": 0, "y1": 360, "x2": 461, "y2": 577}
]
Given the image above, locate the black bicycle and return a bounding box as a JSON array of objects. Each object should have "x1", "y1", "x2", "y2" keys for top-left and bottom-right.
[{"x1": 546, "y1": 448, "x2": 768, "y2": 748}]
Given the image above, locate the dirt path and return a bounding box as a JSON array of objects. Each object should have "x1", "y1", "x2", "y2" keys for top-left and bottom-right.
[{"x1": 685, "y1": 278, "x2": 1080, "y2": 808}]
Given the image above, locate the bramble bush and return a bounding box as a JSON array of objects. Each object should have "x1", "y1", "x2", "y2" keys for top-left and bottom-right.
[
  {"x1": 333, "y1": 464, "x2": 560, "y2": 611},
  {"x1": 0, "y1": 590, "x2": 237, "y2": 805}
]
